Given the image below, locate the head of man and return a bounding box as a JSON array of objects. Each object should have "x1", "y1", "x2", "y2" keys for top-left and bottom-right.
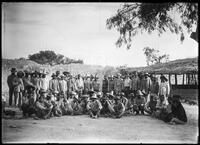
[
  {"x1": 172, "y1": 95, "x2": 181, "y2": 107},
  {"x1": 56, "y1": 71, "x2": 60, "y2": 77},
  {"x1": 17, "y1": 71, "x2": 24, "y2": 78},
  {"x1": 10, "y1": 68, "x2": 17, "y2": 75},
  {"x1": 160, "y1": 74, "x2": 168, "y2": 82}
]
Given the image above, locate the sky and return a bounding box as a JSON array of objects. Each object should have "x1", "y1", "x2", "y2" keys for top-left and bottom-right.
[{"x1": 2, "y1": 3, "x2": 198, "y2": 67}]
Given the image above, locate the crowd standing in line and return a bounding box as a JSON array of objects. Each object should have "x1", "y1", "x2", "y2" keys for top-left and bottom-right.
[{"x1": 4, "y1": 67, "x2": 187, "y2": 125}]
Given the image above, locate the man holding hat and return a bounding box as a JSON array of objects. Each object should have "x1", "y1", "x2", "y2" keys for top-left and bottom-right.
[
  {"x1": 86, "y1": 93, "x2": 103, "y2": 118},
  {"x1": 7, "y1": 68, "x2": 18, "y2": 106},
  {"x1": 133, "y1": 90, "x2": 146, "y2": 115}
]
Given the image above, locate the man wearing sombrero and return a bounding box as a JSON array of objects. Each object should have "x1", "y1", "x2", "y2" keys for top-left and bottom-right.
[
  {"x1": 7, "y1": 68, "x2": 18, "y2": 106},
  {"x1": 86, "y1": 93, "x2": 102, "y2": 118}
]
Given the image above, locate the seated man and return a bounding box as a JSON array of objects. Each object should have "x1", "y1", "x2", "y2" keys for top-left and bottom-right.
[
  {"x1": 70, "y1": 92, "x2": 84, "y2": 115},
  {"x1": 35, "y1": 94, "x2": 53, "y2": 119},
  {"x1": 21, "y1": 85, "x2": 37, "y2": 118},
  {"x1": 60, "y1": 98, "x2": 73, "y2": 115},
  {"x1": 152, "y1": 94, "x2": 168, "y2": 118},
  {"x1": 120, "y1": 92, "x2": 133, "y2": 114},
  {"x1": 100, "y1": 93, "x2": 111, "y2": 116},
  {"x1": 133, "y1": 90, "x2": 146, "y2": 115},
  {"x1": 86, "y1": 93, "x2": 102, "y2": 119},
  {"x1": 107, "y1": 95, "x2": 125, "y2": 118},
  {"x1": 144, "y1": 93, "x2": 158, "y2": 115},
  {"x1": 80, "y1": 94, "x2": 90, "y2": 114},
  {"x1": 168, "y1": 95, "x2": 187, "y2": 125}
]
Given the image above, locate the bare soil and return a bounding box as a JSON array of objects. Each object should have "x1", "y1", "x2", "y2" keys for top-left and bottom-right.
[{"x1": 2, "y1": 103, "x2": 198, "y2": 143}]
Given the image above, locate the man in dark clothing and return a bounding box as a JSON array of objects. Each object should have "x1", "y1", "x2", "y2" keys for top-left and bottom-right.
[
  {"x1": 102, "y1": 75, "x2": 109, "y2": 95},
  {"x1": 7, "y1": 68, "x2": 17, "y2": 106},
  {"x1": 169, "y1": 95, "x2": 187, "y2": 124}
]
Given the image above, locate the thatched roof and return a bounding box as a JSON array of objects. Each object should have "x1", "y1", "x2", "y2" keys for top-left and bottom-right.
[{"x1": 126, "y1": 57, "x2": 198, "y2": 74}]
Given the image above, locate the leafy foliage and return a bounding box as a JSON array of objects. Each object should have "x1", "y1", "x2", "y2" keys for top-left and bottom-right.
[
  {"x1": 106, "y1": 3, "x2": 198, "y2": 49},
  {"x1": 28, "y1": 50, "x2": 84, "y2": 65},
  {"x1": 143, "y1": 47, "x2": 169, "y2": 65}
]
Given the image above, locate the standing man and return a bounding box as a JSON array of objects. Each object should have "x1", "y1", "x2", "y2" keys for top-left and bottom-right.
[
  {"x1": 40, "y1": 72, "x2": 48, "y2": 92},
  {"x1": 158, "y1": 74, "x2": 170, "y2": 106},
  {"x1": 49, "y1": 73, "x2": 60, "y2": 95},
  {"x1": 84, "y1": 75, "x2": 91, "y2": 95},
  {"x1": 108, "y1": 75, "x2": 115, "y2": 95},
  {"x1": 58, "y1": 75, "x2": 68, "y2": 99},
  {"x1": 130, "y1": 72, "x2": 139, "y2": 99},
  {"x1": 7, "y1": 68, "x2": 18, "y2": 106},
  {"x1": 124, "y1": 75, "x2": 131, "y2": 98},
  {"x1": 92, "y1": 77, "x2": 101, "y2": 92},
  {"x1": 102, "y1": 75, "x2": 109, "y2": 96},
  {"x1": 114, "y1": 74, "x2": 124, "y2": 95},
  {"x1": 12, "y1": 71, "x2": 24, "y2": 109},
  {"x1": 76, "y1": 74, "x2": 84, "y2": 97}
]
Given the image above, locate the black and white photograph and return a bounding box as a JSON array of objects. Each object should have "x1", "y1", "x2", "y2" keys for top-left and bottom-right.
[{"x1": 2, "y1": 2, "x2": 198, "y2": 143}]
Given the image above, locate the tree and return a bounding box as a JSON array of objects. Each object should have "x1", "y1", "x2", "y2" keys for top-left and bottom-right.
[
  {"x1": 106, "y1": 3, "x2": 198, "y2": 49},
  {"x1": 29, "y1": 50, "x2": 57, "y2": 65},
  {"x1": 143, "y1": 47, "x2": 169, "y2": 65},
  {"x1": 28, "y1": 50, "x2": 84, "y2": 65}
]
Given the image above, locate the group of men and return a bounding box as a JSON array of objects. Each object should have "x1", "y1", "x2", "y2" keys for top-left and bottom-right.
[{"x1": 5, "y1": 67, "x2": 187, "y2": 124}]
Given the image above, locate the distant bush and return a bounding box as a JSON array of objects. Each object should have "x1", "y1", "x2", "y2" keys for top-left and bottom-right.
[{"x1": 28, "y1": 50, "x2": 84, "y2": 65}]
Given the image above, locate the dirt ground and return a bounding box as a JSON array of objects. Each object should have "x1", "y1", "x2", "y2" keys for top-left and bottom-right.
[{"x1": 2, "y1": 103, "x2": 198, "y2": 143}]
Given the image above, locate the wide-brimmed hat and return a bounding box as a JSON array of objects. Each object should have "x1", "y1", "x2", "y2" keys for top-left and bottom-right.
[
  {"x1": 63, "y1": 71, "x2": 70, "y2": 76},
  {"x1": 96, "y1": 92, "x2": 102, "y2": 96},
  {"x1": 39, "y1": 89, "x2": 47, "y2": 94},
  {"x1": 91, "y1": 94, "x2": 98, "y2": 99},
  {"x1": 114, "y1": 96, "x2": 121, "y2": 100},
  {"x1": 10, "y1": 68, "x2": 17, "y2": 72},
  {"x1": 82, "y1": 94, "x2": 89, "y2": 98},
  {"x1": 74, "y1": 94, "x2": 79, "y2": 100},
  {"x1": 137, "y1": 90, "x2": 143, "y2": 96},
  {"x1": 71, "y1": 91, "x2": 77, "y2": 96}
]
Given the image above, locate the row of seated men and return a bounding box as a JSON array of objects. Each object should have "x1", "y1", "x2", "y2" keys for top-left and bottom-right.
[{"x1": 21, "y1": 85, "x2": 187, "y2": 125}]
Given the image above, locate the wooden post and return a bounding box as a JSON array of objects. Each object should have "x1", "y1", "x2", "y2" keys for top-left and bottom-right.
[
  {"x1": 182, "y1": 74, "x2": 184, "y2": 85},
  {"x1": 188, "y1": 74, "x2": 190, "y2": 85},
  {"x1": 168, "y1": 74, "x2": 171, "y2": 85},
  {"x1": 175, "y1": 74, "x2": 177, "y2": 86}
]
